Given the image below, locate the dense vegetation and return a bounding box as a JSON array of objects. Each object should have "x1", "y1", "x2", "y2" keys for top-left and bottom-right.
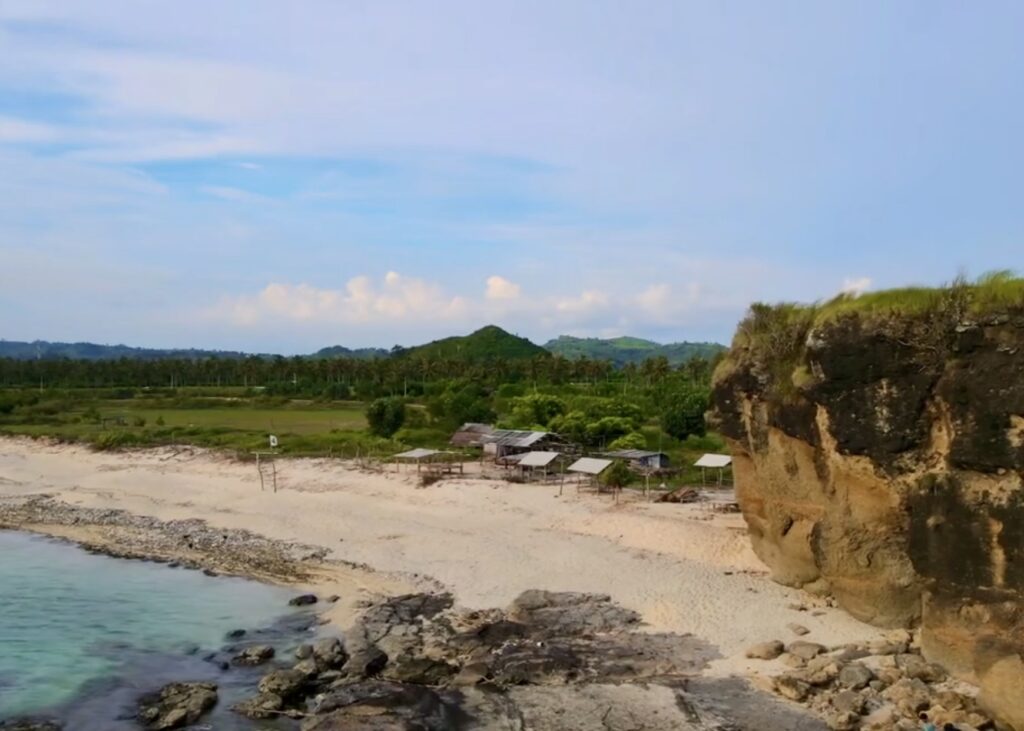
[
  {"x1": 0, "y1": 325, "x2": 727, "y2": 485},
  {"x1": 544, "y1": 335, "x2": 725, "y2": 367}
]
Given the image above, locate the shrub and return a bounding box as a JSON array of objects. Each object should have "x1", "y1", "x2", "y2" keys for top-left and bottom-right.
[
  {"x1": 660, "y1": 387, "x2": 709, "y2": 441},
  {"x1": 509, "y1": 393, "x2": 566, "y2": 428},
  {"x1": 602, "y1": 460, "x2": 633, "y2": 489},
  {"x1": 609, "y1": 431, "x2": 647, "y2": 450},
  {"x1": 366, "y1": 397, "x2": 406, "y2": 438}
]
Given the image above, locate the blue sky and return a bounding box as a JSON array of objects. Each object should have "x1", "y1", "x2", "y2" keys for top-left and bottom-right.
[{"x1": 1, "y1": 1, "x2": 1022, "y2": 352}]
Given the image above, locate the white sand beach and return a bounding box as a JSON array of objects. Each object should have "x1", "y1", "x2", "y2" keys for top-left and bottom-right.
[{"x1": 0, "y1": 437, "x2": 884, "y2": 678}]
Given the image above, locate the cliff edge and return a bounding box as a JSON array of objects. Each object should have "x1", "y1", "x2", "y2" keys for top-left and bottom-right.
[{"x1": 710, "y1": 277, "x2": 1024, "y2": 730}]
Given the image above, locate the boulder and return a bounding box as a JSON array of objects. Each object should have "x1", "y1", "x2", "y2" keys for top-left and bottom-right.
[
  {"x1": 138, "y1": 682, "x2": 217, "y2": 729},
  {"x1": 745, "y1": 640, "x2": 785, "y2": 660},
  {"x1": 258, "y1": 668, "x2": 309, "y2": 699},
  {"x1": 831, "y1": 689, "x2": 865, "y2": 715},
  {"x1": 787, "y1": 623, "x2": 811, "y2": 636},
  {"x1": 231, "y1": 693, "x2": 284, "y2": 720},
  {"x1": 786, "y1": 641, "x2": 827, "y2": 661},
  {"x1": 312, "y1": 637, "x2": 347, "y2": 669},
  {"x1": 289, "y1": 594, "x2": 318, "y2": 606},
  {"x1": 774, "y1": 675, "x2": 811, "y2": 702},
  {"x1": 233, "y1": 644, "x2": 275, "y2": 666},
  {"x1": 837, "y1": 662, "x2": 874, "y2": 690},
  {"x1": 880, "y1": 678, "x2": 931, "y2": 716}
]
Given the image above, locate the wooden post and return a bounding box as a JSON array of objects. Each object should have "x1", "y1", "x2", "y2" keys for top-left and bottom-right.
[
  {"x1": 256, "y1": 453, "x2": 264, "y2": 491},
  {"x1": 272, "y1": 460, "x2": 277, "y2": 493}
]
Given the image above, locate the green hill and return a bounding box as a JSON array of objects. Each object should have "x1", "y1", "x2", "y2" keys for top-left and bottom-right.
[
  {"x1": 543, "y1": 335, "x2": 725, "y2": 367},
  {"x1": 400, "y1": 325, "x2": 548, "y2": 361},
  {"x1": 311, "y1": 345, "x2": 389, "y2": 360}
]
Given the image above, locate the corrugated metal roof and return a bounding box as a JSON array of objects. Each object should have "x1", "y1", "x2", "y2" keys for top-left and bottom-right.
[
  {"x1": 694, "y1": 453, "x2": 732, "y2": 468},
  {"x1": 394, "y1": 448, "x2": 441, "y2": 460},
  {"x1": 603, "y1": 449, "x2": 667, "y2": 460},
  {"x1": 518, "y1": 451, "x2": 561, "y2": 467},
  {"x1": 568, "y1": 457, "x2": 612, "y2": 475},
  {"x1": 449, "y1": 423, "x2": 495, "y2": 447},
  {"x1": 483, "y1": 429, "x2": 551, "y2": 448}
]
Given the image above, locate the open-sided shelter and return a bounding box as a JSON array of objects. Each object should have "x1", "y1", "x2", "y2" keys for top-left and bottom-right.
[{"x1": 694, "y1": 453, "x2": 732, "y2": 485}]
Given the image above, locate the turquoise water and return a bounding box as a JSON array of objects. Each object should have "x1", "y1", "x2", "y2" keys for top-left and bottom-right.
[{"x1": 0, "y1": 531, "x2": 298, "y2": 724}]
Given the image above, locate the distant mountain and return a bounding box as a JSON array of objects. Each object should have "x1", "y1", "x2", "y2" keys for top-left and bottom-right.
[
  {"x1": 543, "y1": 335, "x2": 725, "y2": 367},
  {"x1": 2, "y1": 330, "x2": 725, "y2": 366},
  {"x1": 0, "y1": 340, "x2": 253, "y2": 361},
  {"x1": 311, "y1": 345, "x2": 390, "y2": 360},
  {"x1": 399, "y1": 325, "x2": 548, "y2": 361}
]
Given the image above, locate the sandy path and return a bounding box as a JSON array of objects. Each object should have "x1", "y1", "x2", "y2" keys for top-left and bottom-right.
[{"x1": 0, "y1": 437, "x2": 883, "y2": 676}]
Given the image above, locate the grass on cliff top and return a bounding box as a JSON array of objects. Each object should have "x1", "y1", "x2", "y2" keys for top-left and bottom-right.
[
  {"x1": 716, "y1": 271, "x2": 1024, "y2": 394},
  {"x1": 812, "y1": 271, "x2": 1024, "y2": 323}
]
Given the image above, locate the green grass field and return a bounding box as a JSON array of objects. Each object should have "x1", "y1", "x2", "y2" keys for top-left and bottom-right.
[{"x1": 97, "y1": 406, "x2": 366, "y2": 434}]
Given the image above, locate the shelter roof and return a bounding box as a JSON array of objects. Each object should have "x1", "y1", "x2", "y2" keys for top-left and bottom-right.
[
  {"x1": 518, "y1": 451, "x2": 562, "y2": 468},
  {"x1": 394, "y1": 448, "x2": 441, "y2": 460},
  {"x1": 567, "y1": 457, "x2": 613, "y2": 475},
  {"x1": 694, "y1": 453, "x2": 732, "y2": 468},
  {"x1": 484, "y1": 429, "x2": 552, "y2": 448},
  {"x1": 602, "y1": 449, "x2": 667, "y2": 460}
]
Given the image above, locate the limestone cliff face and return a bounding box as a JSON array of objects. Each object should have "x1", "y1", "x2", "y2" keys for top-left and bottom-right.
[{"x1": 711, "y1": 308, "x2": 1024, "y2": 730}]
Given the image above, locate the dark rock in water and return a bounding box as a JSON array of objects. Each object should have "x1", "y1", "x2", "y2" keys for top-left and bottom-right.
[
  {"x1": 202, "y1": 568, "x2": 218, "y2": 577},
  {"x1": 289, "y1": 593, "x2": 318, "y2": 606},
  {"x1": 312, "y1": 637, "x2": 348, "y2": 669},
  {"x1": 232, "y1": 644, "x2": 275, "y2": 666},
  {"x1": 225, "y1": 628, "x2": 247, "y2": 640},
  {"x1": 138, "y1": 681, "x2": 217, "y2": 729},
  {"x1": 257, "y1": 668, "x2": 309, "y2": 699},
  {"x1": 232, "y1": 692, "x2": 284, "y2": 720},
  {"x1": 0, "y1": 720, "x2": 63, "y2": 731},
  {"x1": 295, "y1": 643, "x2": 314, "y2": 660},
  {"x1": 304, "y1": 680, "x2": 466, "y2": 731}
]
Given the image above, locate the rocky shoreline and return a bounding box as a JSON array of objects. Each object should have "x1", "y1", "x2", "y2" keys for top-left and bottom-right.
[
  {"x1": 0, "y1": 493, "x2": 332, "y2": 583},
  {"x1": 6, "y1": 489, "x2": 994, "y2": 730},
  {"x1": 0, "y1": 493, "x2": 835, "y2": 730}
]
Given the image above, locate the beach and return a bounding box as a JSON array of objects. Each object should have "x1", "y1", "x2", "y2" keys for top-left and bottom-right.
[{"x1": 0, "y1": 436, "x2": 883, "y2": 680}]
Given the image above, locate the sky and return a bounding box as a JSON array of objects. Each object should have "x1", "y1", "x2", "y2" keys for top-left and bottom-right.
[{"x1": 1, "y1": 1, "x2": 1023, "y2": 353}]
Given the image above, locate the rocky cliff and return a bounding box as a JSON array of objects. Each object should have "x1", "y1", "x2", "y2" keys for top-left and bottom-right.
[{"x1": 710, "y1": 285, "x2": 1024, "y2": 730}]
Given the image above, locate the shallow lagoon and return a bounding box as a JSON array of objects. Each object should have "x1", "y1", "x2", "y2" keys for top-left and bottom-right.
[{"x1": 0, "y1": 531, "x2": 301, "y2": 727}]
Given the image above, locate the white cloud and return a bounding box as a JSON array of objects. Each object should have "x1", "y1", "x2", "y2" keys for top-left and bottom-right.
[
  {"x1": 840, "y1": 277, "x2": 872, "y2": 296},
  {"x1": 485, "y1": 275, "x2": 521, "y2": 300},
  {"x1": 208, "y1": 272, "x2": 467, "y2": 327},
  {"x1": 202, "y1": 270, "x2": 746, "y2": 343}
]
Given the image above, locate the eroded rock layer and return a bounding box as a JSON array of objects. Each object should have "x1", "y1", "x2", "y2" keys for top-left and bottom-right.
[{"x1": 711, "y1": 307, "x2": 1024, "y2": 730}]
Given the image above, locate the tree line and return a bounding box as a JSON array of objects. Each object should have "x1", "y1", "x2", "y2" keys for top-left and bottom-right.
[{"x1": 0, "y1": 352, "x2": 719, "y2": 399}]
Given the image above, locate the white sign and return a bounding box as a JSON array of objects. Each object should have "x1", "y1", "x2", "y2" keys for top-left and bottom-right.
[{"x1": 269, "y1": 435, "x2": 279, "y2": 449}]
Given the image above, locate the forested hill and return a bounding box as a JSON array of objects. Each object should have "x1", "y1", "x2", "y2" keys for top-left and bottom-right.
[
  {"x1": 397, "y1": 325, "x2": 547, "y2": 361},
  {"x1": 1, "y1": 329, "x2": 724, "y2": 366},
  {"x1": 0, "y1": 340, "x2": 253, "y2": 361},
  {"x1": 543, "y1": 335, "x2": 726, "y2": 366},
  {"x1": 310, "y1": 345, "x2": 390, "y2": 359}
]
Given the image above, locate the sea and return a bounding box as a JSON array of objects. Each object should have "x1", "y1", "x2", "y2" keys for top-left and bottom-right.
[{"x1": 0, "y1": 530, "x2": 309, "y2": 729}]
